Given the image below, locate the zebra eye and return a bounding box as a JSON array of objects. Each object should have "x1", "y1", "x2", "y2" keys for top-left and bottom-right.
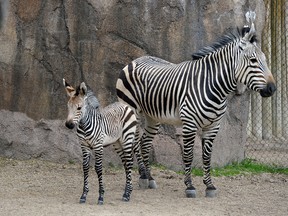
[
  {"x1": 77, "y1": 106, "x2": 82, "y2": 110},
  {"x1": 250, "y1": 58, "x2": 258, "y2": 63}
]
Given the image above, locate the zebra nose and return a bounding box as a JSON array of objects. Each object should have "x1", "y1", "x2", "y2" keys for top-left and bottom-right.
[
  {"x1": 260, "y1": 82, "x2": 276, "y2": 97},
  {"x1": 65, "y1": 121, "x2": 75, "y2": 129}
]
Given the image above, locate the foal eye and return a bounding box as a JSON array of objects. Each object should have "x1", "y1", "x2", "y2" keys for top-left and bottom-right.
[
  {"x1": 250, "y1": 58, "x2": 258, "y2": 63},
  {"x1": 77, "y1": 107, "x2": 82, "y2": 110}
]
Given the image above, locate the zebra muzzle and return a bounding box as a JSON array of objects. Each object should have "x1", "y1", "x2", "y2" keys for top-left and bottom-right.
[{"x1": 260, "y1": 82, "x2": 276, "y2": 97}]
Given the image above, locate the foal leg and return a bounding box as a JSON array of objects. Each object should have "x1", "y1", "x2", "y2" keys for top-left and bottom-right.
[
  {"x1": 122, "y1": 144, "x2": 134, "y2": 201},
  {"x1": 114, "y1": 141, "x2": 133, "y2": 201},
  {"x1": 141, "y1": 116, "x2": 160, "y2": 189},
  {"x1": 133, "y1": 122, "x2": 149, "y2": 189},
  {"x1": 202, "y1": 126, "x2": 219, "y2": 198},
  {"x1": 93, "y1": 146, "x2": 105, "y2": 205},
  {"x1": 80, "y1": 146, "x2": 91, "y2": 203}
]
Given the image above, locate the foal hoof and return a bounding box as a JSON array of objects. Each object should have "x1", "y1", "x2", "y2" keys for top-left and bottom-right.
[
  {"x1": 122, "y1": 195, "x2": 130, "y2": 202},
  {"x1": 97, "y1": 197, "x2": 104, "y2": 205},
  {"x1": 185, "y1": 187, "x2": 196, "y2": 198},
  {"x1": 139, "y1": 178, "x2": 149, "y2": 189},
  {"x1": 149, "y1": 179, "x2": 157, "y2": 189},
  {"x1": 79, "y1": 195, "x2": 87, "y2": 203},
  {"x1": 205, "y1": 187, "x2": 217, "y2": 198}
]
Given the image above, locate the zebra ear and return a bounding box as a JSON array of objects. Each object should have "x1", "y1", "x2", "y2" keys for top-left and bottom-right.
[
  {"x1": 243, "y1": 11, "x2": 256, "y2": 42},
  {"x1": 243, "y1": 23, "x2": 255, "y2": 42},
  {"x1": 243, "y1": 23, "x2": 256, "y2": 43},
  {"x1": 79, "y1": 82, "x2": 87, "y2": 96},
  {"x1": 242, "y1": 25, "x2": 250, "y2": 37},
  {"x1": 63, "y1": 78, "x2": 76, "y2": 97}
]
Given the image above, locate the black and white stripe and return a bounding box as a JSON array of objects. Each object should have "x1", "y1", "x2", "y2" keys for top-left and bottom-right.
[
  {"x1": 116, "y1": 27, "x2": 276, "y2": 196},
  {"x1": 64, "y1": 80, "x2": 147, "y2": 204}
]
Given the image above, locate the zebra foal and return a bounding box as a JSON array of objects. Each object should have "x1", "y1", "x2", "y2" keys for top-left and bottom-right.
[
  {"x1": 63, "y1": 79, "x2": 147, "y2": 204},
  {"x1": 116, "y1": 19, "x2": 276, "y2": 198}
]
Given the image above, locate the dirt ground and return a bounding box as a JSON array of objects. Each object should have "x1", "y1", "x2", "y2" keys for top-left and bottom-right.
[{"x1": 0, "y1": 157, "x2": 287, "y2": 216}]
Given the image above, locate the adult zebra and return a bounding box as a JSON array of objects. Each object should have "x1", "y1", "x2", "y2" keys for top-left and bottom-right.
[
  {"x1": 63, "y1": 79, "x2": 148, "y2": 204},
  {"x1": 116, "y1": 24, "x2": 276, "y2": 198}
]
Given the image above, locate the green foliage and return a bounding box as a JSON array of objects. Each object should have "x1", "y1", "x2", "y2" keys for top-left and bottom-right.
[
  {"x1": 191, "y1": 159, "x2": 288, "y2": 177},
  {"x1": 156, "y1": 159, "x2": 288, "y2": 177},
  {"x1": 68, "y1": 159, "x2": 75, "y2": 165}
]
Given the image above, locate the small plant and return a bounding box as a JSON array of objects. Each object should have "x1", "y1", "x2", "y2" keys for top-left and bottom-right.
[
  {"x1": 194, "y1": 159, "x2": 288, "y2": 177},
  {"x1": 108, "y1": 162, "x2": 115, "y2": 168},
  {"x1": 162, "y1": 159, "x2": 288, "y2": 177},
  {"x1": 68, "y1": 159, "x2": 75, "y2": 165}
]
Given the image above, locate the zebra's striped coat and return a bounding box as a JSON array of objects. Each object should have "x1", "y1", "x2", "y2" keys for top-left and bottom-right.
[{"x1": 116, "y1": 26, "x2": 276, "y2": 197}]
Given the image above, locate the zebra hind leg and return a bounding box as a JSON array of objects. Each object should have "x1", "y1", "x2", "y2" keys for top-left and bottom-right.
[{"x1": 141, "y1": 119, "x2": 160, "y2": 189}]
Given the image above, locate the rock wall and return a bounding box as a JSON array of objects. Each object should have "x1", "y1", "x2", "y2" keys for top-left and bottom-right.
[{"x1": 0, "y1": 0, "x2": 266, "y2": 169}]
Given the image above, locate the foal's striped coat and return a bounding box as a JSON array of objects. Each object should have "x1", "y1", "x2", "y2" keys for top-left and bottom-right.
[{"x1": 63, "y1": 79, "x2": 147, "y2": 204}]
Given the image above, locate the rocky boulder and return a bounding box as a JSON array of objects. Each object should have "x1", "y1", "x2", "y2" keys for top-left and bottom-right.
[{"x1": 0, "y1": 0, "x2": 266, "y2": 169}]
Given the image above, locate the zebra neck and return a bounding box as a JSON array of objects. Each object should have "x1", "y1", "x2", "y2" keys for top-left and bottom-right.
[
  {"x1": 79, "y1": 107, "x2": 101, "y2": 128},
  {"x1": 204, "y1": 45, "x2": 238, "y2": 98}
]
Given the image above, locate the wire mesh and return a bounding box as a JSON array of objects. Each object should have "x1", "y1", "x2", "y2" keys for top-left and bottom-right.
[{"x1": 245, "y1": 0, "x2": 288, "y2": 167}]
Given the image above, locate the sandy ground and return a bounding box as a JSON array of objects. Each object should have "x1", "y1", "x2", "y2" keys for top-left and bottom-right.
[{"x1": 0, "y1": 157, "x2": 287, "y2": 216}]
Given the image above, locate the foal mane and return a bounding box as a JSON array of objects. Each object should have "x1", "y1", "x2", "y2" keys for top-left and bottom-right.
[{"x1": 191, "y1": 27, "x2": 257, "y2": 60}]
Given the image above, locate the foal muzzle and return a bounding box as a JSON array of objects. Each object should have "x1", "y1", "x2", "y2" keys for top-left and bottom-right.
[{"x1": 65, "y1": 121, "x2": 75, "y2": 129}]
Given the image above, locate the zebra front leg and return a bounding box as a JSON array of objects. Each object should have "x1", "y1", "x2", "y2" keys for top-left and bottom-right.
[
  {"x1": 80, "y1": 146, "x2": 91, "y2": 203},
  {"x1": 94, "y1": 146, "x2": 105, "y2": 205},
  {"x1": 142, "y1": 117, "x2": 160, "y2": 189},
  {"x1": 202, "y1": 126, "x2": 219, "y2": 197},
  {"x1": 182, "y1": 126, "x2": 197, "y2": 198}
]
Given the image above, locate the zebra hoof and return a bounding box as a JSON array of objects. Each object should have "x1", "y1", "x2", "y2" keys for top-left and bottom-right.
[
  {"x1": 79, "y1": 198, "x2": 86, "y2": 204},
  {"x1": 205, "y1": 188, "x2": 217, "y2": 198},
  {"x1": 149, "y1": 179, "x2": 157, "y2": 189},
  {"x1": 185, "y1": 187, "x2": 196, "y2": 198},
  {"x1": 139, "y1": 178, "x2": 149, "y2": 189}
]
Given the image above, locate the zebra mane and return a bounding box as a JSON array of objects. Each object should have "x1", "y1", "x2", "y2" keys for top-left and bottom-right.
[
  {"x1": 76, "y1": 84, "x2": 100, "y2": 109},
  {"x1": 192, "y1": 27, "x2": 257, "y2": 60}
]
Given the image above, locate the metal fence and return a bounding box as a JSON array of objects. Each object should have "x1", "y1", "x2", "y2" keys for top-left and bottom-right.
[{"x1": 245, "y1": 0, "x2": 288, "y2": 167}]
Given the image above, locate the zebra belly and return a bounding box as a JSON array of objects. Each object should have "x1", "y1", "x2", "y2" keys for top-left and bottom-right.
[
  {"x1": 144, "y1": 111, "x2": 182, "y2": 125},
  {"x1": 180, "y1": 105, "x2": 226, "y2": 129}
]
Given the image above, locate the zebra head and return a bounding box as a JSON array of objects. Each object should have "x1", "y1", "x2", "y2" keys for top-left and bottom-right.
[
  {"x1": 235, "y1": 24, "x2": 276, "y2": 97},
  {"x1": 63, "y1": 79, "x2": 87, "y2": 129}
]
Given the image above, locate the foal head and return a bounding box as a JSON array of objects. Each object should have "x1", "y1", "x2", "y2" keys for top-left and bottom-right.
[{"x1": 63, "y1": 79, "x2": 87, "y2": 129}]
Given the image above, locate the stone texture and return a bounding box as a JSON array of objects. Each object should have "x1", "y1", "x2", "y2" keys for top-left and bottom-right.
[
  {"x1": 0, "y1": 110, "x2": 123, "y2": 166},
  {"x1": 0, "y1": 0, "x2": 266, "y2": 169}
]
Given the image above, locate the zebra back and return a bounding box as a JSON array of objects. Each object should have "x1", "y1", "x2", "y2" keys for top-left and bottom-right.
[{"x1": 117, "y1": 26, "x2": 276, "y2": 128}]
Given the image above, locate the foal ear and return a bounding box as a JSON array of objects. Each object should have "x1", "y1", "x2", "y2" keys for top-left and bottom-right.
[
  {"x1": 63, "y1": 78, "x2": 75, "y2": 97},
  {"x1": 79, "y1": 82, "x2": 87, "y2": 96}
]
